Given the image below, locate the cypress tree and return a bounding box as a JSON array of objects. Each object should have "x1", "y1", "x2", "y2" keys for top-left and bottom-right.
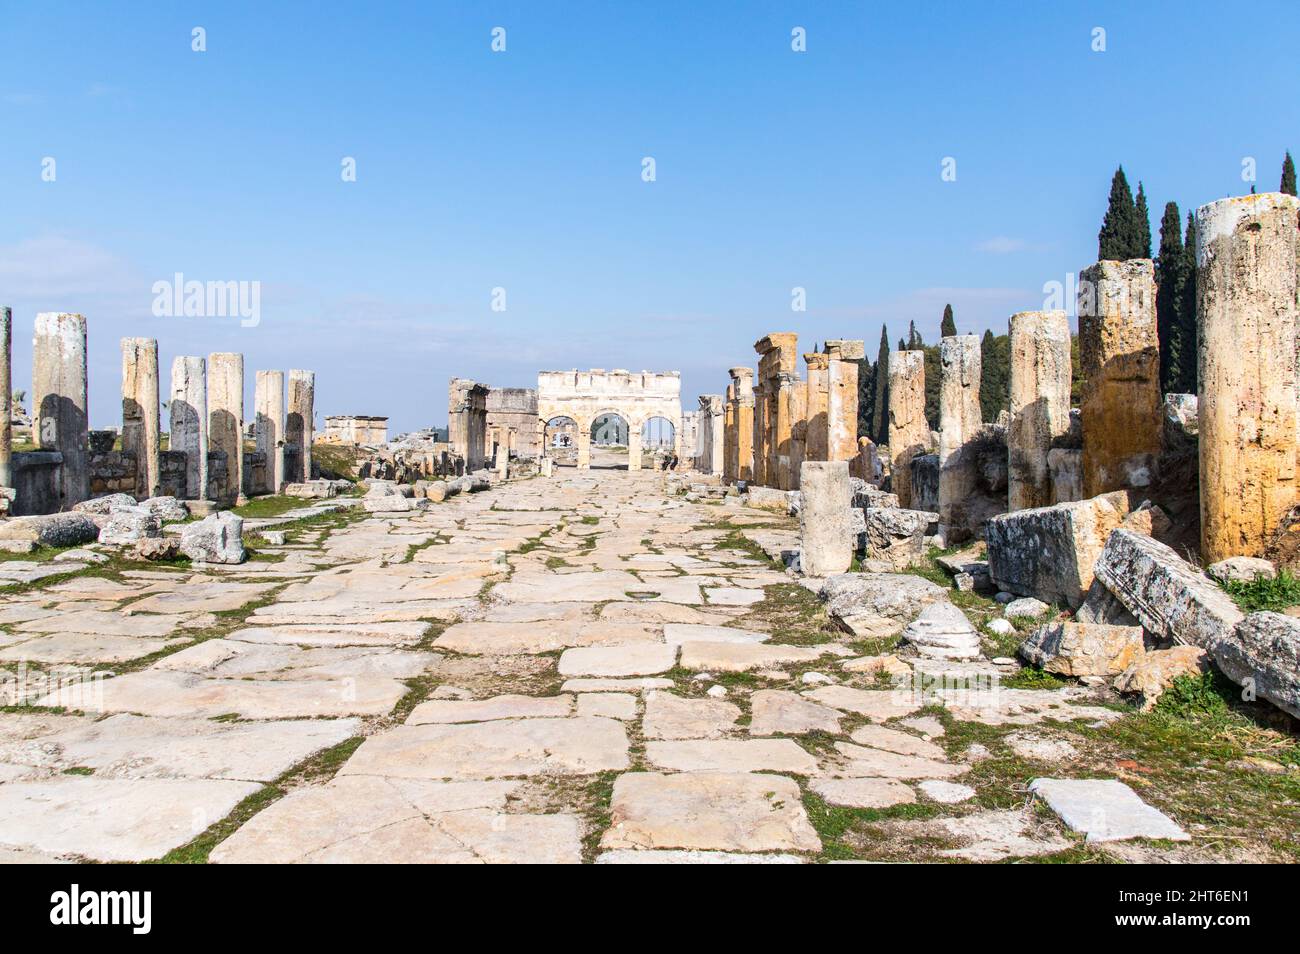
[
  {"x1": 1283, "y1": 151, "x2": 1297, "y2": 196},
  {"x1": 1176, "y1": 212, "x2": 1199, "y2": 393},
  {"x1": 923, "y1": 344, "x2": 940, "y2": 431},
  {"x1": 1155, "y1": 201, "x2": 1185, "y2": 393},
  {"x1": 857, "y1": 356, "x2": 874, "y2": 439},
  {"x1": 1098, "y1": 166, "x2": 1138, "y2": 260},
  {"x1": 872, "y1": 326, "x2": 890, "y2": 444},
  {"x1": 940, "y1": 303, "x2": 956, "y2": 337},
  {"x1": 1134, "y1": 182, "x2": 1152, "y2": 258},
  {"x1": 907, "y1": 321, "x2": 923, "y2": 350},
  {"x1": 979, "y1": 329, "x2": 1006, "y2": 422}
]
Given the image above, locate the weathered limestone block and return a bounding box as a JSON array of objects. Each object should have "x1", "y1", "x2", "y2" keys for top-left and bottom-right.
[
  {"x1": 1207, "y1": 556, "x2": 1276, "y2": 584},
  {"x1": 254, "y1": 370, "x2": 286, "y2": 495},
  {"x1": 1007, "y1": 310, "x2": 1071, "y2": 511},
  {"x1": 98, "y1": 506, "x2": 162, "y2": 546},
  {"x1": 1078, "y1": 260, "x2": 1161, "y2": 497},
  {"x1": 207, "y1": 353, "x2": 244, "y2": 504},
  {"x1": 817, "y1": 572, "x2": 946, "y2": 640},
  {"x1": 72, "y1": 492, "x2": 136, "y2": 515},
  {"x1": 121, "y1": 337, "x2": 161, "y2": 500},
  {"x1": 985, "y1": 490, "x2": 1129, "y2": 609},
  {"x1": 798, "y1": 461, "x2": 852, "y2": 576},
  {"x1": 746, "y1": 485, "x2": 790, "y2": 512},
  {"x1": 33, "y1": 312, "x2": 90, "y2": 508},
  {"x1": 140, "y1": 496, "x2": 189, "y2": 523},
  {"x1": 1114, "y1": 646, "x2": 1209, "y2": 710},
  {"x1": 1075, "y1": 579, "x2": 1138, "y2": 626},
  {"x1": 938, "y1": 335, "x2": 982, "y2": 543},
  {"x1": 1197, "y1": 193, "x2": 1300, "y2": 563},
  {"x1": 283, "y1": 480, "x2": 336, "y2": 499},
  {"x1": 288, "y1": 369, "x2": 316, "y2": 483},
  {"x1": 1221, "y1": 612, "x2": 1300, "y2": 719},
  {"x1": 863, "y1": 507, "x2": 933, "y2": 570},
  {"x1": 1018, "y1": 621, "x2": 1145, "y2": 677},
  {"x1": 180, "y1": 511, "x2": 246, "y2": 564},
  {"x1": 170, "y1": 356, "x2": 208, "y2": 500},
  {"x1": 887, "y1": 350, "x2": 926, "y2": 509},
  {"x1": 0, "y1": 512, "x2": 99, "y2": 547},
  {"x1": 1092, "y1": 527, "x2": 1294, "y2": 707},
  {"x1": 901, "y1": 601, "x2": 982, "y2": 660}
]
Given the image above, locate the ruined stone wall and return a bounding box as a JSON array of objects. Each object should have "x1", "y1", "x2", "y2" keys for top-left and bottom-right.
[
  {"x1": 486, "y1": 387, "x2": 540, "y2": 458},
  {"x1": 448, "y1": 378, "x2": 489, "y2": 471},
  {"x1": 753, "y1": 333, "x2": 799, "y2": 490}
]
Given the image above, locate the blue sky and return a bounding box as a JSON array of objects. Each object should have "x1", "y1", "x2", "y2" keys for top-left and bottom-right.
[{"x1": 2, "y1": 1, "x2": 1296, "y2": 433}]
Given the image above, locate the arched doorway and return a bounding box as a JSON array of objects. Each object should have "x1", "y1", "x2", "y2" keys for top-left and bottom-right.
[
  {"x1": 641, "y1": 416, "x2": 678, "y2": 469},
  {"x1": 543, "y1": 416, "x2": 578, "y2": 467},
  {"x1": 589, "y1": 412, "x2": 631, "y2": 469}
]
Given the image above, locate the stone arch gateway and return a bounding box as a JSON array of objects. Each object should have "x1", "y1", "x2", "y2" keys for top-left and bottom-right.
[{"x1": 537, "y1": 369, "x2": 681, "y2": 470}]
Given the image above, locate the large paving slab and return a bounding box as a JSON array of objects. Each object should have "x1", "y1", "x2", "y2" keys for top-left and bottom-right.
[
  {"x1": 600, "y1": 772, "x2": 820, "y2": 853},
  {"x1": 1029, "y1": 778, "x2": 1190, "y2": 842},
  {"x1": 210, "y1": 777, "x2": 581, "y2": 863},
  {"x1": 0, "y1": 777, "x2": 261, "y2": 861},
  {"x1": 340, "y1": 717, "x2": 630, "y2": 780}
]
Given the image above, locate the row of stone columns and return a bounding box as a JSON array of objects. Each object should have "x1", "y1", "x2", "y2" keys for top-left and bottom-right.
[{"x1": 736, "y1": 334, "x2": 862, "y2": 490}]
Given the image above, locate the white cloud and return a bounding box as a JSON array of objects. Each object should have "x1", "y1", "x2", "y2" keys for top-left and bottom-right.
[{"x1": 974, "y1": 236, "x2": 1031, "y2": 254}]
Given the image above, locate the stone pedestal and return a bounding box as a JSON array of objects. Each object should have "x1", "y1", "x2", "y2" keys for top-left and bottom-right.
[
  {"x1": 170, "y1": 356, "x2": 207, "y2": 500},
  {"x1": 887, "y1": 350, "x2": 926, "y2": 509},
  {"x1": 33, "y1": 312, "x2": 89, "y2": 508},
  {"x1": 208, "y1": 353, "x2": 244, "y2": 505},
  {"x1": 1008, "y1": 310, "x2": 1071, "y2": 512},
  {"x1": 938, "y1": 334, "x2": 982, "y2": 542},
  {"x1": 576, "y1": 428, "x2": 591, "y2": 470},
  {"x1": 121, "y1": 338, "x2": 161, "y2": 500},
  {"x1": 1196, "y1": 193, "x2": 1300, "y2": 562},
  {"x1": 799, "y1": 460, "x2": 853, "y2": 576},
  {"x1": 255, "y1": 370, "x2": 286, "y2": 494},
  {"x1": 288, "y1": 369, "x2": 316, "y2": 482},
  {"x1": 1079, "y1": 259, "x2": 1161, "y2": 497}
]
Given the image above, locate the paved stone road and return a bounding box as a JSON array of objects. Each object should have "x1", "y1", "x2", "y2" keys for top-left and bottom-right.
[{"x1": 0, "y1": 470, "x2": 1135, "y2": 863}]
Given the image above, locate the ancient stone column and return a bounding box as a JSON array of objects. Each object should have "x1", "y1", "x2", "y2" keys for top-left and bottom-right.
[
  {"x1": 799, "y1": 460, "x2": 852, "y2": 576},
  {"x1": 627, "y1": 421, "x2": 643, "y2": 471},
  {"x1": 1197, "y1": 193, "x2": 1300, "y2": 562},
  {"x1": 576, "y1": 424, "x2": 592, "y2": 470},
  {"x1": 938, "y1": 334, "x2": 982, "y2": 543},
  {"x1": 754, "y1": 334, "x2": 799, "y2": 489},
  {"x1": 170, "y1": 356, "x2": 207, "y2": 499},
  {"x1": 887, "y1": 349, "x2": 927, "y2": 509},
  {"x1": 33, "y1": 312, "x2": 89, "y2": 508},
  {"x1": 802, "y1": 353, "x2": 830, "y2": 462},
  {"x1": 208, "y1": 353, "x2": 244, "y2": 504},
  {"x1": 288, "y1": 369, "x2": 315, "y2": 482},
  {"x1": 1007, "y1": 310, "x2": 1071, "y2": 512},
  {"x1": 1078, "y1": 259, "x2": 1161, "y2": 498},
  {"x1": 825, "y1": 339, "x2": 864, "y2": 463},
  {"x1": 730, "y1": 367, "x2": 755, "y2": 483},
  {"x1": 121, "y1": 337, "x2": 161, "y2": 500},
  {"x1": 697, "y1": 394, "x2": 724, "y2": 474},
  {"x1": 0, "y1": 307, "x2": 11, "y2": 490},
  {"x1": 495, "y1": 436, "x2": 509, "y2": 479},
  {"x1": 255, "y1": 370, "x2": 285, "y2": 494},
  {"x1": 750, "y1": 376, "x2": 769, "y2": 486}
]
